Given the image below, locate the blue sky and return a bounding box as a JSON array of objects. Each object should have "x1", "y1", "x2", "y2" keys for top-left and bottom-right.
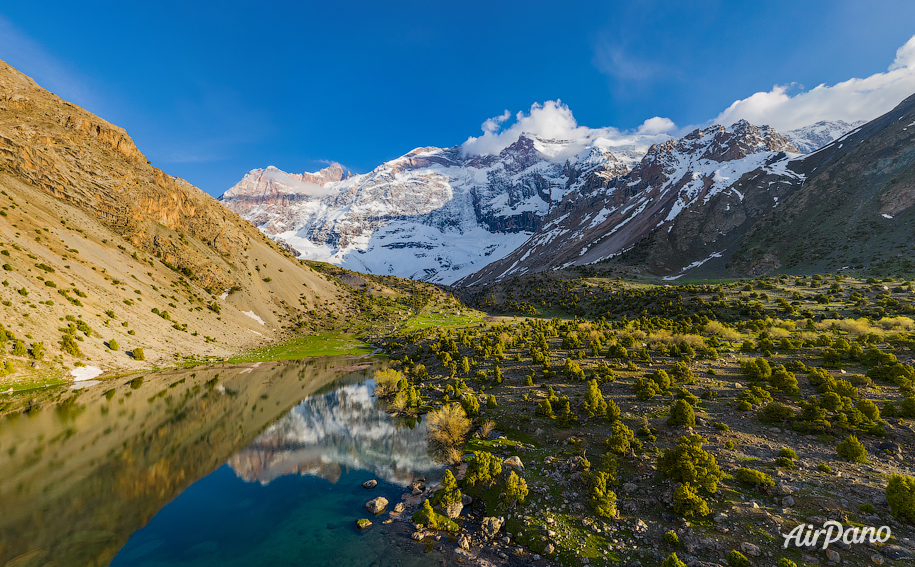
[{"x1": 2, "y1": 1, "x2": 915, "y2": 195}]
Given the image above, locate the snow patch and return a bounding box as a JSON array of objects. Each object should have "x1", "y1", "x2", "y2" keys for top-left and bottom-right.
[
  {"x1": 242, "y1": 311, "x2": 266, "y2": 325},
  {"x1": 70, "y1": 366, "x2": 103, "y2": 381},
  {"x1": 882, "y1": 213, "x2": 894, "y2": 219},
  {"x1": 662, "y1": 252, "x2": 723, "y2": 281}
]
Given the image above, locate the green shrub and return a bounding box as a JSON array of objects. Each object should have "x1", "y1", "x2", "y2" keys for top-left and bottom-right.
[
  {"x1": 778, "y1": 559, "x2": 798, "y2": 567},
  {"x1": 606, "y1": 421, "x2": 636, "y2": 456},
  {"x1": 757, "y1": 401, "x2": 794, "y2": 423},
  {"x1": 504, "y1": 470, "x2": 528, "y2": 506},
  {"x1": 412, "y1": 499, "x2": 458, "y2": 531},
  {"x1": 633, "y1": 377, "x2": 658, "y2": 401},
  {"x1": 887, "y1": 475, "x2": 915, "y2": 523},
  {"x1": 649, "y1": 369, "x2": 672, "y2": 390},
  {"x1": 770, "y1": 365, "x2": 800, "y2": 395},
  {"x1": 661, "y1": 552, "x2": 687, "y2": 567},
  {"x1": 464, "y1": 451, "x2": 501, "y2": 488},
  {"x1": 535, "y1": 398, "x2": 554, "y2": 418},
  {"x1": 837, "y1": 434, "x2": 867, "y2": 463},
  {"x1": 606, "y1": 399, "x2": 621, "y2": 423},
  {"x1": 28, "y1": 342, "x2": 44, "y2": 360},
  {"x1": 713, "y1": 422, "x2": 729, "y2": 431},
  {"x1": 724, "y1": 440, "x2": 735, "y2": 450},
  {"x1": 727, "y1": 550, "x2": 750, "y2": 567},
  {"x1": 778, "y1": 448, "x2": 798, "y2": 459},
  {"x1": 131, "y1": 347, "x2": 145, "y2": 361},
  {"x1": 817, "y1": 464, "x2": 831, "y2": 473},
  {"x1": 12, "y1": 340, "x2": 26, "y2": 356},
  {"x1": 667, "y1": 399, "x2": 696, "y2": 427},
  {"x1": 583, "y1": 379, "x2": 607, "y2": 417},
  {"x1": 588, "y1": 470, "x2": 617, "y2": 518},
  {"x1": 432, "y1": 469, "x2": 462, "y2": 506},
  {"x1": 658, "y1": 435, "x2": 722, "y2": 493},
  {"x1": 460, "y1": 394, "x2": 480, "y2": 417},
  {"x1": 664, "y1": 531, "x2": 679, "y2": 546},
  {"x1": 486, "y1": 394, "x2": 497, "y2": 409},
  {"x1": 672, "y1": 483, "x2": 709, "y2": 517},
  {"x1": 741, "y1": 357, "x2": 772, "y2": 381},
  {"x1": 734, "y1": 468, "x2": 775, "y2": 488},
  {"x1": 108, "y1": 338, "x2": 119, "y2": 351},
  {"x1": 775, "y1": 456, "x2": 794, "y2": 468}
]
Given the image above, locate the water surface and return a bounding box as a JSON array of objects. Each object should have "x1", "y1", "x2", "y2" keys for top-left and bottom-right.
[{"x1": 0, "y1": 357, "x2": 452, "y2": 567}]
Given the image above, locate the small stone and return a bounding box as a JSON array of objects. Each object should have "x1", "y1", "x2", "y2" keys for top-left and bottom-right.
[
  {"x1": 741, "y1": 542, "x2": 760, "y2": 557},
  {"x1": 782, "y1": 496, "x2": 795, "y2": 507},
  {"x1": 825, "y1": 548, "x2": 840, "y2": 563},
  {"x1": 714, "y1": 513, "x2": 728, "y2": 524},
  {"x1": 543, "y1": 543, "x2": 555, "y2": 554},
  {"x1": 411, "y1": 531, "x2": 424, "y2": 541},
  {"x1": 356, "y1": 518, "x2": 372, "y2": 529},
  {"x1": 362, "y1": 479, "x2": 378, "y2": 489},
  {"x1": 871, "y1": 553, "x2": 884, "y2": 564},
  {"x1": 365, "y1": 497, "x2": 388, "y2": 515},
  {"x1": 623, "y1": 483, "x2": 638, "y2": 494},
  {"x1": 394, "y1": 502, "x2": 406, "y2": 513}
]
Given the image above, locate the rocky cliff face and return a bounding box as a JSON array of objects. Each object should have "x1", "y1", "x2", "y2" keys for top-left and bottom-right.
[
  {"x1": 457, "y1": 120, "x2": 801, "y2": 284},
  {"x1": 221, "y1": 102, "x2": 878, "y2": 285},
  {"x1": 0, "y1": 58, "x2": 346, "y2": 370},
  {"x1": 220, "y1": 134, "x2": 645, "y2": 283}
]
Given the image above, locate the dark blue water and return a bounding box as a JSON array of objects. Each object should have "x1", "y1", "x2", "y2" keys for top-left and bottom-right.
[{"x1": 110, "y1": 376, "x2": 450, "y2": 567}]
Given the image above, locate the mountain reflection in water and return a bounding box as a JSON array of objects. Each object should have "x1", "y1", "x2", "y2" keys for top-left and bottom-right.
[{"x1": 229, "y1": 381, "x2": 441, "y2": 487}]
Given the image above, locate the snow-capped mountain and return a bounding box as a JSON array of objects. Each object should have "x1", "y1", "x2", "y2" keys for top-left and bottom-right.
[
  {"x1": 784, "y1": 120, "x2": 867, "y2": 154},
  {"x1": 457, "y1": 120, "x2": 801, "y2": 284},
  {"x1": 228, "y1": 382, "x2": 441, "y2": 486},
  {"x1": 220, "y1": 133, "x2": 661, "y2": 283}
]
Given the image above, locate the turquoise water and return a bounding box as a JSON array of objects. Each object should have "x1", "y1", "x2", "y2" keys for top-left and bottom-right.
[
  {"x1": 111, "y1": 371, "x2": 450, "y2": 567},
  {"x1": 0, "y1": 358, "x2": 455, "y2": 567}
]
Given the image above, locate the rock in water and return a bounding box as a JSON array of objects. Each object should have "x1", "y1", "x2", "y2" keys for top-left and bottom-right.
[
  {"x1": 393, "y1": 502, "x2": 406, "y2": 513},
  {"x1": 362, "y1": 479, "x2": 378, "y2": 489},
  {"x1": 481, "y1": 516, "x2": 504, "y2": 539},
  {"x1": 356, "y1": 518, "x2": 372, "y2": 529},
  {"x1": 365, "y1": 497, "x2": 388, "y2": 515}
]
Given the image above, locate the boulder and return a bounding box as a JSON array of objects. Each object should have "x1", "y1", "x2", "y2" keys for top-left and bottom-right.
[
  {"x1": 444, "y1": 501, "x2": 463, "y2": 519},
  {"x1": 825, "y1": 548, "x2": 840, "y2": 563},
  {"x1": 365, "y1": 497, "x2": 388, "y2": 515},
  {"x1": 782, "y1": 496, "x2": 795, "y2": 507},
  {"x1": 356, "y1": 518, "x2": 372, "y2": 529},
  {"x1": 740, "y1": 542, "x2": 760, "y2": 557},
  {"x1": 543, "y1": 543, "x2": 554, "y2": 555},
  {"x1": 481, "y1": 516, "x2": 504, "y2": 539},
  {"x1": 362, "y1": 479, "x2": 378, "y2": 489},
  {"x1": 881, "y1": 545, "x2": 914, "y2": 560},
  {"x1": 393, "y1": 502, "x2": 406, "y2": 513},
  {"x1": 503, "y1": 456, "x2": 524, "y2": 472},
  {"x1": 457, "y1": 534, "x2": 471, "y2": 550}
]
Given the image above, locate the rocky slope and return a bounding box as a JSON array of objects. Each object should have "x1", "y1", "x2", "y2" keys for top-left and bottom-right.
[
  {"x1": 224, "y1": 117, "x2": 869, "y2": 286},
  {"x1": 0, "y1": 58, "x2": 347, "y2": 376},
  {"x1": 784, "y1": 120, "x2": 867, "y2": 154},
  {"x1": 458, "y1": 121, "x2": 801, "y2": 284},
  {"x1": 220, "y1": 134, "x2": 662, "y2": 284}
]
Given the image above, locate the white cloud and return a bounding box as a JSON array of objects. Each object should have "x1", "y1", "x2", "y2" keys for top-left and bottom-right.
[
  {"x1": 461, "y1": 100, "x2": 675, "y2": 158},
  {"x1": 637, "y1": 116, "x2": 677, "y2": 135},
  {"x1": 713, "y1": 35, "x2": 915, "y2": 131}
]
